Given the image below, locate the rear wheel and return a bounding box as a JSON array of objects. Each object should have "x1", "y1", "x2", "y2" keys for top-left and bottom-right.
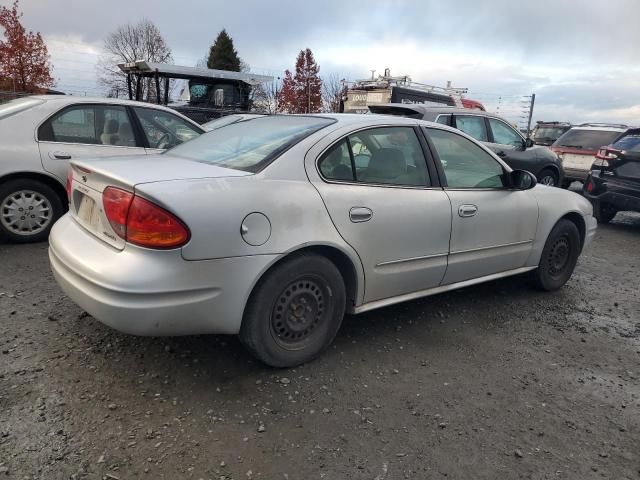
[
  {"x1": 0, "y1": 179, "x2": 64, "y2": 243},
  {"x1": 537, "y1": 168, "x2": 558, "y2": 187},
  {"x1": 592, "y1": 200, "x2": 617, "y2": 224},
  {"x1": 530, "y1": 219, "x2": 581, "y2": 291},
  {"x1": 240, "y1": 253, "x2": 346, "y2": 367}
]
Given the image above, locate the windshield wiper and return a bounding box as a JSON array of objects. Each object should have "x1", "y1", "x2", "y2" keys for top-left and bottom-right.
[{"x1": 561, "y1": 144, "x2": 583, "y2": 149}]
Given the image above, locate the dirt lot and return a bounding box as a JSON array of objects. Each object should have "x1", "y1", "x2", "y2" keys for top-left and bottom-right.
[{"x1": 1, "y1": 213, "x2": 639, "y2": 480}]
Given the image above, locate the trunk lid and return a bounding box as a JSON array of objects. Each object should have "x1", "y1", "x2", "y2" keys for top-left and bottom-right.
[{"x1": 68, "y1": 154, "x2": 251, "y2": 249}]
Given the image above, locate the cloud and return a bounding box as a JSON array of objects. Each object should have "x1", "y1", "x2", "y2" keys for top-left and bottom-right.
[{"x1": 12, "y1": 0, "x2": 640, "y2": 124}]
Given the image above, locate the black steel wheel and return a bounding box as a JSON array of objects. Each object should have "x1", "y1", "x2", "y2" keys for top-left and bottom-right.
[
  {"x1": 240, "y1": 253, "x2": 346, "y2": 367},
  {"x1": 530, "y1": 219, "x2": 581, "y2": 291}
]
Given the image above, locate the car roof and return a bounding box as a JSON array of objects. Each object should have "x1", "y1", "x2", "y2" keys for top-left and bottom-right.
[
  {"x1": 369, "y1": 103, "x2": 509, "y2": 120},
  {"x1": 568, "y1": 125, "x2": 628, "y2": 132},
  {"x1": 27, "y1": 94, "x2": 198, "y2": 115}
]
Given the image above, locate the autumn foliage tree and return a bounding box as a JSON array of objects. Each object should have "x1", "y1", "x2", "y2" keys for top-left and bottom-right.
[
  {"x1": 0, "y1": 0, "x2": 54, "y2": 92},
  {"x1": 277, "y1": 48, "x2": 322, "y2": 113}
]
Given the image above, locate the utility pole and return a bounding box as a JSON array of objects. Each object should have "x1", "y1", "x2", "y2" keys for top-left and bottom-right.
[{"x1": 526, "y1": 93, "x2": 536, "y2": 137}]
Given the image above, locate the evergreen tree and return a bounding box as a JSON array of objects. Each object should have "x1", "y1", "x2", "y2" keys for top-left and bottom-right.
[{"x1": 207, "y1": 29, "x2": 241, "y2": 71}]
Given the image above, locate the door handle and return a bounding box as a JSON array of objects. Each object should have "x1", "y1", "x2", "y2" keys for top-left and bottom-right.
[
  {"x1": 496, "y1": 151, "x2": 506, "y2": 157},
  {"x1": 51, "y1": 151, "x2": 72, "y2": 160},
  {"x1": 458, "y1": 204, "x2": 478, "y2": 217},
  {"x1": 349, "y1": 207, "x2": 373, "y2": 223}
]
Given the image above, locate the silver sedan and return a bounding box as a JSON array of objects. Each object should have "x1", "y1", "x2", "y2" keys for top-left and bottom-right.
[
  {"x1": 0, "y1": 95, "x2": 204, "y2": 243},
  {"x1": 49, "y1": 114, "x2": 597, "y2": 367}
]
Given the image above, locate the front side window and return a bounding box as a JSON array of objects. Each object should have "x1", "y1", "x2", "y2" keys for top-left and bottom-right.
[
  {"x1": 436, "y1": 114, "x2": 451, "y2": 126},
  {"x1": 39, "y1": 105, "x2": 137, "y2": 147},
  {"x1": 454, "y1": 115, "x2": 488, "y2": 142},
  {"x1": 488, "y1": 118, "x2": 523, "y2": 147},
  {"x1": 134, "y1": 108, "x2": 202, "y2": 149},
  {"x1": 427, "y1": 128, "x2": 505, "y2": 189},
  {"x1": 318, "y1": 127, "x2": 431, "y2": 187}
]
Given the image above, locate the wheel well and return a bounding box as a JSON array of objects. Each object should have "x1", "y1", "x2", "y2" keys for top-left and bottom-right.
[
  {"x1": 260, "y1": 245, "x2": 359, "y2": 309},
  {"x1": 561, "y1": 212, "x2": 586, "y2": 249},
  {"x1": 0, "y1": 172, "x2": 68, "y2": 211},
  {"x1": 538, "y1": 165, "x2": 559, "y2": 178}
]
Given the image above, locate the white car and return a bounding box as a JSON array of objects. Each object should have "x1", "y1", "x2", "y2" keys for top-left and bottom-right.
[{"x1": 0, "y1": 95, "x2": 204, "y2": 242}]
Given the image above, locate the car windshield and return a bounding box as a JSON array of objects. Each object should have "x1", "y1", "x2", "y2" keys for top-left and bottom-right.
[
  {"x1": 612, "y1": 134, "x2": 640, "y2": 152},
  {"x1": 165, "y1": 115, "x2": 335, "y2": 172},
  {"x1": 0, "y1": 97, "x2": 44, "y2": 120},
  {"x1": 553, "y1": 129, "x2": 623, "y2": 150},
  {"x1": 534, "y1": 127, "x2": 568, "y2": 140}
]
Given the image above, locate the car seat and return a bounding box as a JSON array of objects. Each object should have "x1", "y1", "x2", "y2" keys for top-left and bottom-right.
[
  {"x1": 117, "y1": 122, "x2": 135, "y2": 146},
  {"x1": 100, "y1": 119, "x2": 119, "y2": 145}
]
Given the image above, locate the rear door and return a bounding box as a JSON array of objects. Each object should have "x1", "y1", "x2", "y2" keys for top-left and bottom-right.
[
  {"x1": 424, "y1": 126, "x2": 538, "y2": 284},
  {"x1": 308, "y1": 125, "x2": 452, "y2": 304},
  {"x1": 37, "y1": 104, "x2": 146, "y2": 182}
]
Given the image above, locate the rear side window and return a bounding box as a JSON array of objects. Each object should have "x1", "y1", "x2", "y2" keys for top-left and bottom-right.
[
  {"x1": 436, "y1": 115, "x2": 451, "y2": 126},
  {"x1": 38, "y1": 105, "x2": 138, "y2": 147},
  {"x1": 554, "y1": 129, "x2": 623, "y2": 150},
  {"x1": 319, "y1": 127, "x2": 431, "y2": 187},
  {"x1": 612, "y1": 134, "x2": 640, "y2": 152},
  {"x1": 454, "y1": 115, "x2": 488, "y2": 142}
]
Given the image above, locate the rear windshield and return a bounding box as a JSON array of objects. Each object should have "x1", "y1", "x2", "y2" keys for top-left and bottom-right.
[
  {"x1": 0, "y1": 97, "x2": 44, "y2": 120},
  {"x1": 165, "y1": 116, "x2": 335, "y2": 172},
  {"x1": 553, "y1": 129, "x2": 623, "y2": 150},
  {"x1": 612, "y1": 134, "x2": 640, "y2": 152},
  {"x1": 534, "y1": 126, "x2": 569, "y2": 140}
]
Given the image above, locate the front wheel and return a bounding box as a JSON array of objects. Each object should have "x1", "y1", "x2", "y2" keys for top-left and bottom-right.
[
  {"x1": 0, "y1": 179, "x2": 64, "y2": 243},
  {"x1": 240, "y1": 253, "x2": 346, "y2": 367},
  {"x1": 530, "y1": 219, "x2": 581, "y2": 291},
  {"x1": 537, "y1": 168, "x2": 559, "y2": 187}
]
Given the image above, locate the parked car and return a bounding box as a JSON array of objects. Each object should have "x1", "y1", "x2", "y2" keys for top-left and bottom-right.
[
  {"x1": 369, "y1": 104, "x2": 564, "y2": 187},
  {"x1": 50, "y1": 114, "x2": 596, "y2": 367},
  {"x1": 202, "y1": 113, "x2": 264, "y2": 131},
  {"x1": 551, "y1": 123, "x2": 630, "y2": 187},
  {"x1": 0, "y1": 95, "x2": 205, "y2": 243},
  {"x1": 531, "y1": 121, "x2": 572, "y2": 146},
  {"x1": 583, "y1": 128, "x2": 640, "y2": 223}
]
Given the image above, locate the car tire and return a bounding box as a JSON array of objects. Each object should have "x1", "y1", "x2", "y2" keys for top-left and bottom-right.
[
  {"x1": 240, "y1": 253, "x2": 346, "y2": 368},
  {"x1": 592, "y1": 200, "x2": 617, "y2": 224},
  {"x1": 530, "y1": 219, "x2": 581, "y2": 291},
  {"x1": 537, "y1": 168, "x2": 559, "y2": 187},
  {"x1": 0, "y1": 179, "x2": 64, "y2": 243}
]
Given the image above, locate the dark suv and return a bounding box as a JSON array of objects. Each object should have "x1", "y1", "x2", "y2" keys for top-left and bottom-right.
[
  {"x1": 370, "y1": 104, "x2": 564, "y2": 186},
  {"x1": 532, "y1": 121, "x2": 572, "y2": 146},
  {"x1": 583, "y1": 129, "x2": 640, "y2": 223}
]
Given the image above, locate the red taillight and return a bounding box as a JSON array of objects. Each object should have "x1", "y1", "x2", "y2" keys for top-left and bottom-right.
[
  {"x1": 102, "y1": 186, "x2": 189, "y2": 249},
  {"x1": 66, "y1": 169, "x2": 73, "y2": 201},
  {"x1": 585, "y1": 180, "x2": 594, "y2": 193},
  {"x1": 595, "y1": 147, "x2": 619, "y2": 163},
  {"x1": 103, "y1": 187, "x2": 133, "y2": 239}
]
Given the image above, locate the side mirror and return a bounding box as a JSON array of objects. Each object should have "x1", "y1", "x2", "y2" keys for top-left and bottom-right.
[
  {"x1": 511, "y1": 169, "x2": 537, "y2": 190},
  {"x1": 524, "y1": 137, "x2": 534, "y2": 148}
]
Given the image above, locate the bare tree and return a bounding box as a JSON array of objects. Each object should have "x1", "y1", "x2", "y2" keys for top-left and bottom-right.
[
  {"x1": 97, "y1": 19, "x2": 172, "y2": 100},
  {"x1": 251, "y1": 78, "x2": 280, "y2": 114},
  {"x1": 322, "y1": 73, "x2": 347, "y2": 113}
]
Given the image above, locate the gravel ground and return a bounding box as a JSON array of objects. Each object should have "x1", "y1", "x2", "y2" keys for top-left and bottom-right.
[{"x1": 1, "y1": 213, "x2": 639, "y2": 480}]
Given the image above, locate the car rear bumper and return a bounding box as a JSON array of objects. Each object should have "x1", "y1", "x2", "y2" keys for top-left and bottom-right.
[
  {"x1": 49, "y1": 214, "x2": 277, "y2": 336},
  {"x1": 562, "y1": 167, "x2": 590, "y2": 182},
  {"x1": 584, "y1": 189, "x2": 640, "y2": 213}
]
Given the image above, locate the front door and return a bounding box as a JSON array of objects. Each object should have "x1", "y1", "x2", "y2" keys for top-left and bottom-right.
[
  {"x1": 424, "y1": 126, "x2": 539, "y2": 284},
  {"x1": 308, "y1": 126, "x2": 452, "y2": 303},
  {"x1": 37, "y1": 104, "x2": 146, "y2": 182}
]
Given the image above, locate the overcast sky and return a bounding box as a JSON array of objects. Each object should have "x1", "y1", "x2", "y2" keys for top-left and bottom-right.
[{"x1": 9, "y1": 0, "x2": 640, "y2": 125}]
